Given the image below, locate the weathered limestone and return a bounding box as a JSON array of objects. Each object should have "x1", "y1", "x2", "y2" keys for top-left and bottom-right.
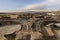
[
  {"x1": 32, "y1": 20, "x2": 44, "y2": 32},
  {"x1": 54, "y1": 30, "x2": 60, "y2": 40},
  {"x1": 15, "y1": 31, "x2": 43, "y2": 40},
  {"x1": 42, "y1": 27, "x2": 54, "y2": 36},
  {"x1": 0, "y1": 14, "x2": 60, "y2": 40},
  {"x1": 0, "y1": 24, "x2": 21, "y2": 40}
]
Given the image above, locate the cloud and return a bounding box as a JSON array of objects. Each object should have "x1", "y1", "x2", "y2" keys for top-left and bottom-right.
[
  {"x1": 47, "y1": 0, "x2": 60, "y2": 11},
  {"x1": 20, "y1": 1, "x2": 47, "y2": 11},
  {"x1": 48, "y1": 0, "x2": 55, "y2": 3},
  {"x1": 1, "y1": 0, "x2": 60, "y2": 12},
  {"x1": 47, "y1": 0, "x2": 60, "y2": 6},
  {"x1": 20, "y1": 0, "x2": 60, "y2": 11}
]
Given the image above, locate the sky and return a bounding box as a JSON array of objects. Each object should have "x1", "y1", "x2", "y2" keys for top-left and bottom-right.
[{"x1": 0, "y1": 0, "x2": 60, "y2": 12}]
